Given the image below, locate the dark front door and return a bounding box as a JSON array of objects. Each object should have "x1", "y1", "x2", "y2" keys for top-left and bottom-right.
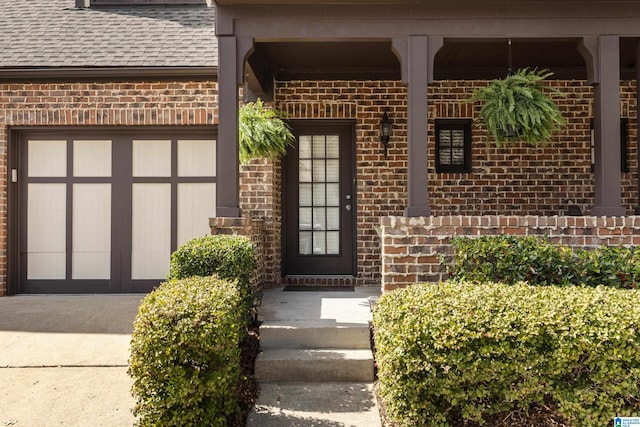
[{"x1": 284, "y1": 122, "x2": 356, "y2": 276}]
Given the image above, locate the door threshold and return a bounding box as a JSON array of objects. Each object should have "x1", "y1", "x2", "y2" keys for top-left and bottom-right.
[
  {"x1": 283, "y1": 285, "x2": 354, "y2": 292},
  {"x1": 281, "y1": 275, "x2": 357, "y2": 289}
]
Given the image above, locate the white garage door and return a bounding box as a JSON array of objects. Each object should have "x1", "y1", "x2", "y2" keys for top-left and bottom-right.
[{"x1": 16, "y1": 129, "x2": 217, "y2": 293}]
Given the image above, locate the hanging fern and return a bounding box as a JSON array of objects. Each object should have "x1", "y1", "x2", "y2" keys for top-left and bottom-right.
[
  {"x1": 467, "y1": 68, "x2": 566, "y2": 146},
  {"x1": 238, "y1": 99, "x2": 294, "y2": 164}
]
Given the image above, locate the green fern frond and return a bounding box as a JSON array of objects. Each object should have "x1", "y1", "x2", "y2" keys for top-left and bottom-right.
[
  {"x1": 466, "y1": 68, "x2": 566, "y2": 146},
  {"x1": 238, "y1": 99, "x2": 295, "y2": 164}
]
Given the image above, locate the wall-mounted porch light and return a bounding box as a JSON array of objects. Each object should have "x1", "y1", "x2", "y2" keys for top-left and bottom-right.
[{"x1": 380, "y1": 112, "x2": 391, "y2": 158}]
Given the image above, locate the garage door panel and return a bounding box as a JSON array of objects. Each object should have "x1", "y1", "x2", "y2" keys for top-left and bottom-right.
[
  {"x1": 27, "y1": 183, "x2": 66, "y2": 280},
  {"x1": 72, "y1": 253, "x2": 111, "y2": 280},
  {"x1": 27, "y1": 253, "x2": 67, "y2": 281},
  {"x1": 178, "y1": 139, "x2": 216, "y2": 177},
  {"x1": 131, "y1": 183, "x2": 171, "y2": 280},
  {"x1": 73, "y1": 140, "x2": 112, "y2": 177},
  {"x1": 72, "y1": 183, "x2": 111, "y2": 280},
  {"x1": 18, "y1": 131, "x2": 217, "y2": 293},
  {"x1": 132, "y1": 139, "x2": 171, "y2": 177},
  {"x1": 28, "y1": 140, "x2": 67, "y2": 177},
  {"x1": 177, "y1": 183, "x2": 216, "y2": 247}
]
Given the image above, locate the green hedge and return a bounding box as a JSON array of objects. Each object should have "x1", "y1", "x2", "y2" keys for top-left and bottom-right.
[
  {"x1": 373, "y1": 283, "x2": 640, "y2": 427},
  {"x1": 128, "y1": 276, "x2": 245, "y2": 427},
  {"x1": 445, "y1": 235, "x2": 640, "y2": 289},
  {"x1": 168, "y1": 235, "x2": 257, "y2": 311},
  {"x1": 576, "y1": 245, "x2": 640, "y2": 289},
  {"x1": 168, "y1": 235, "x2": 256, "y2": 285}
]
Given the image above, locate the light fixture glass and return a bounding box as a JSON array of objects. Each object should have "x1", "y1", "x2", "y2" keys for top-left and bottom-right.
[{"x1": 380, "y1": 112, "x2": 391, "y2": 158}]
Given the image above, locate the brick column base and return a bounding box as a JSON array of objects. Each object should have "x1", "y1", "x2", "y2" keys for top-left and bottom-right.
[{"x1": 209, "y1": 217, "x2": 265, "y2": 290}]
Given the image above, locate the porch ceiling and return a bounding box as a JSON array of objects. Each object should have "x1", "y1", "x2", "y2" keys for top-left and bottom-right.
[
  {"x1": 247, "y1": 38, "x2": 639, "y2": 90},
  {"x1": 248, "y1": 41, "x2": 401, "y2": 82}
]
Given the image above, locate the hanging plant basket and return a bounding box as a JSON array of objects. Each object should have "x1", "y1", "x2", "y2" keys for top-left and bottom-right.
[
  {"x1": 467, "y1": 68, "x2": 566, "y2": 147},
  {"x1": 238, "y1": 99, "x2": 294, "y2": 164}
]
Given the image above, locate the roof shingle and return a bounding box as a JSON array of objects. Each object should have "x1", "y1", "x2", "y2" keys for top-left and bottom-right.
[{"x1": 0, "y1": 0, "x2": 216, "y2": 69}]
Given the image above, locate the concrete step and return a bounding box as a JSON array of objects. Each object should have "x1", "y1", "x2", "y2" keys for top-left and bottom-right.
[
  {"x1": 255, "y1": 349, "x2": 375, "y2": 382},
  {"x1": 246, "y1": 383, "x2": 381, "y2": 427},
  {"x1": 259, "y1": 320, "x2": 371, "y2": 350}
]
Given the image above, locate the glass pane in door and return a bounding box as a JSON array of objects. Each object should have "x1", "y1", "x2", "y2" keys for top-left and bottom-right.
[{"x1": 297, "y1": 134, "x2": 341, "y2": 256}]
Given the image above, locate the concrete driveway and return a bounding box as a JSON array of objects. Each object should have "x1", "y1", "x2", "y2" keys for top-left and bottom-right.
[{"x1": 0, "y1": 294, "x2": 143, "y2": 426}]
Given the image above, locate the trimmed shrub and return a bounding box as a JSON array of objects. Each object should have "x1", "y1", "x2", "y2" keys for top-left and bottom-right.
[
  {"x1": 168, "y1": 235, "x2": 256, "y2": 284},
  {"x1": 373, "y1": 282, "x2": 640, "y2": 426},
  {"x1": 446, "y1": 235, "x2": 640, "y2": 289},
  {"x1": 574, "y1": 245, "x2": 640, "y2": 289},
  {"x1": 128, "y1": 276, "x2": 245, "y2": 427},
  {"x1": 168, "y1": 235, "x2": 257, "y2": 310}
]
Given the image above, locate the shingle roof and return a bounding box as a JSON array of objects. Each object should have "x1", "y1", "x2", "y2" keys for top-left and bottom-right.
[{"x1": 0, "y1": 0, "x2": 216, "y2": 68}]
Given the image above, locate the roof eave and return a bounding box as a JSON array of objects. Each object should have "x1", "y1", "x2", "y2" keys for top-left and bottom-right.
[{"x1": 0, "y1": 66, "x2": 218, "y2": 81}]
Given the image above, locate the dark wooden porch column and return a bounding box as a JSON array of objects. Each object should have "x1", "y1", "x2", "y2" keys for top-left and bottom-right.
[
  {"x1": 579, "y1": 36, "x2": 625, "y2": 216},
  {"x1": 216, "y1": 35, "x2": 253, "y2": 217},
  {"x1": 393, "y1": 35, "x2": 443, "y2": 217}
]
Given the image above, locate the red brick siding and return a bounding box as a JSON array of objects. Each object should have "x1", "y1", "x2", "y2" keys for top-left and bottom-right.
[
  {"x1": 1, "y1": 78, "x2": 637, "y2": 294},
  {"x1": 380, "y1": 215, "x2": 640, "y2": 291},
  {"x1": 430, "y1": 80, "x2": 638, "y2": 215},
  {"x1": 0, "y1": 80, "x2": 218, "y2": 295},
  {"x1": 239, "y1": 158, "x2": 281, "y2": 286},
  {"x1": 275, "y1": 81, "x2": 407, "y2": 286},
  {"x1": 268, "y1": 79, "x2": 638, "y2": 287}
]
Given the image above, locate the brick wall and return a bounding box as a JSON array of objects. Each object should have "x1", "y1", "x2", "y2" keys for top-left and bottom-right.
[
  {"x1": 275, "y1": 81, "x2": 408, "y2": 286},
  {"x1": 1, "y1": 78, "x2": 637, "y2": 294},
  {"x1": 239, "y1": 158, "x2": 281, "y2": 286},
  {"x1": 0, "y1": 79, "x2": 218, "y2": 295},
  {"x1": 380, "y1": 215, "x2": 640, "y2": 291},
  {"x1": 267, "y1": 79, "x2": 638, "y2": 287},
  {"x1": 430, "y1": 80, "x2": 638, "y2": 215}
]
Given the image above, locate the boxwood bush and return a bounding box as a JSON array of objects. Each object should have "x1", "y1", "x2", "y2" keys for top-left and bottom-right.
[
  {"x1": 373, "y1": 282, "x2": 640, "y2": 426},
  {"x1": 128, "y1": 276, "x2": 246, "y2": 427},
  {"x1": 168, "y1": 235, "x2": 257, "y2": 311},
  {"x1": 446, "y1": 235, "x2": 640, "y2": 289},
  {"x1": 575, "y1": 245, "x2": 640, "y2": 289}
]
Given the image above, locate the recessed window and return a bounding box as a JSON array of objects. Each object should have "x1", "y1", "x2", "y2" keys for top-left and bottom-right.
[{"x1": 435, "y1": 119, "x2": 472, "y2": 173}]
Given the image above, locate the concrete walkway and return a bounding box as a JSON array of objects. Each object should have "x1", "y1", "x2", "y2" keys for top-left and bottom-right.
[
  {"x1": 248, "y1": 287, "x2": 382, "y2": 427},
  {"x1": 0, "y1": 295, "x2": 142, "y2": 426},
  {"x1": 1, "y1": 289, "x2": 383, "y2": 426}
]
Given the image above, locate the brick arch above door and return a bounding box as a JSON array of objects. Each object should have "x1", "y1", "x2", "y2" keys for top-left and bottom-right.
[{"x1": 277, "y1": 102, "x2": 358, "y2": 120}]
